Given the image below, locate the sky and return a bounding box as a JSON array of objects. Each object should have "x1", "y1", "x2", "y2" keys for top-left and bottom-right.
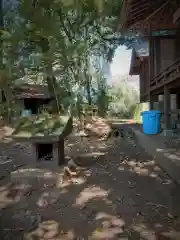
[
  {"x1": 110, "y1": 45, "x2": 132, "y2": 77},
  {"x1": 109, "y1": 45, "x2": 139, "y2": 91}
]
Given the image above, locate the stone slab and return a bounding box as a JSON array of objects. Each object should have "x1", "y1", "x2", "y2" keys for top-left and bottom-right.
[
  {"x1": 131, "y1": 127, "x2": 180, "y2": 185},
  {"x1": 160, "y1": 129, "x2": 174, "y2": 137}
]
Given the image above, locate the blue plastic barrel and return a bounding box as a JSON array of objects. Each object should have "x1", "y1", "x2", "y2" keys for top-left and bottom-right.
[{"x1": 142, "y1": 110, "x2": 161, "y2": 135}]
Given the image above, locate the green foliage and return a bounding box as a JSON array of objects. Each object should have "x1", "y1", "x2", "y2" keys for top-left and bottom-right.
[
  {"x1": 12, "y1": 114, "x2": 70, "y2": 137},
  {"x1": 133, "y1": 104, "x2": 141, "y2": 123},
  {"x1": 107, "y1": 80, "x2": 139, "y2": 119},
  {"x1": 0, "y1": 0, "x2": 140, "y2": 122}
]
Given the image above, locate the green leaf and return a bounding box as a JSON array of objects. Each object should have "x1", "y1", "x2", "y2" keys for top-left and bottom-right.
[{"x1": 0, "y1": 29, "x2": 11, "y2": 39}]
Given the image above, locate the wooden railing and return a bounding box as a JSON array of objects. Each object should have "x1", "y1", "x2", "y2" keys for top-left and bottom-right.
[{"x1": 150, "y1": 57, "x2": 180, "y2": 90}]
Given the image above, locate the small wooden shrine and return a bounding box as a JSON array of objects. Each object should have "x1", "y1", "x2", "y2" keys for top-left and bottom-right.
[{"x1": 12, "y1": 114, "x2": 73, "y2": 165}]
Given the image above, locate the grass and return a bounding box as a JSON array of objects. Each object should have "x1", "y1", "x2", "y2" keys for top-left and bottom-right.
[{"x1": 12, "y1": 114, "x2": 70, "y2": 138}]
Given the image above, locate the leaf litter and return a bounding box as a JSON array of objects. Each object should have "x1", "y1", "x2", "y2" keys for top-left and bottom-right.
[{"x1": 0, "y1": 123, "x2": 180, "y2": 238}]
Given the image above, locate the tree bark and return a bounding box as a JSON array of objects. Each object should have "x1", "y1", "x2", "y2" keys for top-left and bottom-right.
[
  {"x1": 86, "y1": 76, "x2": 92, "y2": 106},
  {"x1": 46, "y1": 75, "x2": 60, "y2": 113},
  {"x1": 0, "y1": 0, "x2": 4, "y2": 104}
]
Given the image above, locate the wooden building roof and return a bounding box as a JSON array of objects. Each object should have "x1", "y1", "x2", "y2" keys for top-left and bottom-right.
[
  {"x1": 129, "y1": 41, "x2": 149, "y2": 75},
  {"x1": 132, "y1": 41, "x2": 149, "y2": 58},
  {"x1": 173, "y1": 7, "x2": 180, "y2": 25},
  {"x1": 121, "y1": 0, "x2": 169, "y2": 28},
  {"x1": 14, "y1": 84, "x2": 51, "y2": 99},
  {"x1": 120, "y1": 0, "x2": 176, "y2": 32}
]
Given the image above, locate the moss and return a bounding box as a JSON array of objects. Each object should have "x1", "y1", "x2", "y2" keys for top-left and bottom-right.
[{"x1": 12, "y1": 114, "x2": 70, "y2": 138}]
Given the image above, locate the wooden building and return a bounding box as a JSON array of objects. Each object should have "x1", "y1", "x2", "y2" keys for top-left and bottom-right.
[
  {"x1": 14, "y1": 84, "x2": 52, "y2": 114},
  {"x1": 129, "y1": 41, "x2": 149, "y2": 102},
  {"x1": 121, "y1": 0, "x2": 180, "y2": 131}
]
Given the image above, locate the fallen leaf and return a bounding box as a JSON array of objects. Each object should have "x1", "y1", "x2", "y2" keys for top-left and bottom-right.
[
  {"x1": 96, "y1": 228, "x2": 103, "y2": 232},
  {"x1": 168, "y1": 213, "x2": 174, "y2": 219}
]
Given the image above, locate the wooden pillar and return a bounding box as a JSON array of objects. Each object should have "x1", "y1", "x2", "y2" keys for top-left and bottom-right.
[
  {"x1": 32, "y1": 144, "x2": 38, "y2": 163},
  {"x1": 154, "y1": 38, "x2": 161, "y2": 75},
  {"x1": 177, "y1": 93, "x2": 180, "y2": 109},
  {"x1": 149, "y1": 94, "x2": 154, "y2": 110},
  {"x1": 148, "y1": 27, "x2": 154, "y2": 108},
  {"x1": 53, "y1": 140, "x2": 65, "y2": 166},
  {"x1": 149, "y1": 94, "x2": 158, "y2": 110},
  {"x1": 164, "y1": 85, "x2": 170, "y2": 129},
  {"x1": 175, "y1": 27, "x2": 180, "y2": 58},
  {"x1": 58, "y1": 139, "x2": 65, "y2": 166},
  {"x1": 139, "y1": 69, "x2": 143, "y2": 102}
]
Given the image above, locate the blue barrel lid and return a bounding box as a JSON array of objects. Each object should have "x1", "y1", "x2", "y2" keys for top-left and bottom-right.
[{"x1": 142, "y1": 110, "x2": 161, "y2": 114}]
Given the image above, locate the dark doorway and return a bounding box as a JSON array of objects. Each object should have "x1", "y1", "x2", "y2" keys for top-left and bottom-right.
[
  {"x1": 37, "y1": 143, "x2": 53, "y2": 161},
  {"x1": 24, "y1": 98, "x2": 39, "y2": 114},
  {"x1": 24, "y1": 98, "x2": 52, "y2": 114},
  {"x1": 2, "y1": 91, "x2": 6, "y2": 102}
]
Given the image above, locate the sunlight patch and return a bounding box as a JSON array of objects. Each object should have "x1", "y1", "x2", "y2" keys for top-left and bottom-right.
[
  {"x1": 92, "y1": 227, "x2": 123, "y2": 239},
  {"x1": 11, "y1": 168, "x2": 57, "y2": 180},
  {"x1": 96, "y1": 212, "x2": 125, "y2": 228},
  {"x1": 74, "y1": 186, "x2": 109, "y2": 206}
]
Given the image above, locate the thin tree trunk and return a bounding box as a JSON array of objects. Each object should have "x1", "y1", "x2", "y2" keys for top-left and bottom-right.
[
  {"x1": 0, "y1": 0, "x2": 4, "y2": 103},
  {"x1": 84, "y1": 57, "x2": 92, "y2": 106},
  {"x1": 86, "y1": 76, "x2": 92, "y2": 105},
  {"x1": 0, "y1": 0, "x2": 3, "y2": 63},
  {"x1": 46, "y1": 75, "x2": 60, "y2": 113}
]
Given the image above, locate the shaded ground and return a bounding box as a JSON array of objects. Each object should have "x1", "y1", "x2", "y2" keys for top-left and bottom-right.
[{"x1": 0, "y1": 124, "x2": 180, "y2": 239}]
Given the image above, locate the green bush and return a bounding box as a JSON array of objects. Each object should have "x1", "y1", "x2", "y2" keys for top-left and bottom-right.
[{"x1": 107, "y1": 80, "x2": 139, "y2": 119}]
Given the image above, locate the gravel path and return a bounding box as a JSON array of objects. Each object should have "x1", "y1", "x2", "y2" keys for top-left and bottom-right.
[{"x1": 0, "y1": 125, "x2": 180, "y2": 239}]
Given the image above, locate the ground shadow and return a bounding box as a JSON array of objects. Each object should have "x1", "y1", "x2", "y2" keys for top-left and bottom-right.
[{"x1": 0, "y1": 124, "x2": 180, "y2": 239}]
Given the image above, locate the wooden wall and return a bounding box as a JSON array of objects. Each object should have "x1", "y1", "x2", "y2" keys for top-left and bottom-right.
[
  {"x1": 139, "y1": 58, "x2": 149, "y2": 102},
  {"x1": 160, "y1": 38, "x2": 175, "y2": 70},
  {"x1": 153, "y1": 37, "x2": 175, "y2": 76},
  {"x1": 175, "y1": 28, "x2": 180, "y2": 58}
]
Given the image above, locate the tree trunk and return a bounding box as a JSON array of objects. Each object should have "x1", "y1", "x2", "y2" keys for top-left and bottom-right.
[
  {"x1": 76, "y1": 94, "x2": 83, "y2": 121},
  {"x1": 0, "y1": 0, "x2": 4, "y2": 104},
  {"x1": 98, "y1": 90, "x2": 106, "y2": 117},
  {"x1": 86, "y1": 76, "x2": 92, "y2": 106},
  {"x1": 46, "y1": 75, "x2": 60, "y2": 113},
  {"x1": 84, "y1": 57, "x2": 92, "y2": 106},
  {"x1": 0, "y1": 0, "x2": 3, "y2": 63}
]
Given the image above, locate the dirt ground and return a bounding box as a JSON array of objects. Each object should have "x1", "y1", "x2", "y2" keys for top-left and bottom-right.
[{"x1": 0, "y1": 124, "x2": 180, "y2": 239}]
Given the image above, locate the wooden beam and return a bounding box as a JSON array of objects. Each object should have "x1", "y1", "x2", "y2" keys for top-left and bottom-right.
[
  {"x1": 150, "y1": 72, "x2": 180, "y2": 92},
  {"x1": 126, "y1": 0, "x2": 171, "y2": 29},
  {"x1": 130, "y1": 0, "x2": 149, "y2": 9},
  {"x1": 173, "y1": 7, "x2": 180, "y2": 24},
  {"x1": 130, "y1": 1, "x2": 149, "y2": 12},
  {"x1": 149, "y1": 27, "x2": 154, "y2": 108},
  {"x1": 128, "y1": 13, "x2": 148, "y2": 24},
  {"x1": 129, "y1": 0, "x2": 167, "y2": 18},
  {"x1": 129, "y1": 8, "x2": 148, "y2": 19},
  {"x1": 129, "y1": 1, "x2": 171, "y2": 24},
  {"x1": 144, "y1": 0, "x2": 170, "y2": 22},
  {"x1": 164, "y1": 85, "x2": 170, "y2": 129},
  {"x1": 123, "y1": 0, "x2": 149, "y2": 28},
  {"x1": 128, "y1": 18, "x2": 175, "y2": 30}
]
